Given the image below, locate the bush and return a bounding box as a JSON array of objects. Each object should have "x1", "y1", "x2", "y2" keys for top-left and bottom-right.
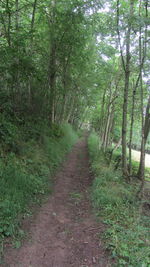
[{"x1": 0, "y1": 114, "x2": 19, "y2": 152}]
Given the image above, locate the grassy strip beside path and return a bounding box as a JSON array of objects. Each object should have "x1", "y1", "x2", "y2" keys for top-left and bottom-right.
[
  {"x1": 88, "y1": 133, "x2": 150, "y2": 267},
  {"x1": 0, "y1": 124, "x2": 78, "y2": 259}
]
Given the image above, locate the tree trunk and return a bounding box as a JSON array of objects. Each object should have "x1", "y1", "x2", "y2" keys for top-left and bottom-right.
[
  {"x1": 99, "y1": 87, "x2": 107, "y2": 138},
  {"x1": 121, "y1": 0, "x2": 134, "y2": 177},
  {"x1": 31, "y1": 0, "x2": 37, "y2": 37},
  {"x1": 137, "y1": 0, "x2": 149, "y2": 197},
  {"x1": 15, "y1": 0, "x2": 20, "y2": 103},
  {"x1": 129, "y1": 80, "x2": 136, "y2": 175},
  {"x1": 101, "y1": 82, "x2": 118, "y2": 152},
  {"x1": 138, "y1": 96, "x2": 150, "y2": 181},
  {"x1": 7, "y1": 0, "x2": 11, "y2": 46},
  {"x1": 48, "y1": 1, "x2": 57, "y2": 125},
  {"x1": 101, "y1": 84, "x2": 112, "y2": 150}
]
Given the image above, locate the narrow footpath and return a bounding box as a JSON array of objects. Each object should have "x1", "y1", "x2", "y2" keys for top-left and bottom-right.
[{"x1": 3, "y1": 139, "x2": 111, "y2": 267}]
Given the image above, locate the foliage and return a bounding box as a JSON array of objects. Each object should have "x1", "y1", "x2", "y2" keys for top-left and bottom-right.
[
  {"x1": 0, "y1": 114, "x2": 19, "y2": 149},
  {"x1": 0, "y1": 0, "x2": 97, "y2": 129},
  {"x1": 0, "y1": 0, "x2": 150, "y2": 262},
  {"x1": 88, "y1": 133, "x2": 150, "y2": 267}
]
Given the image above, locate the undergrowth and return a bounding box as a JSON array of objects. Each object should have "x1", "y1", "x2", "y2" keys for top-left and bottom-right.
[
  {"x1": 88, "y1": 132, "x2": 150, "y2": 267},
  {"x1": 0, "y1": 121, "x2": 77, "y2": 259}
]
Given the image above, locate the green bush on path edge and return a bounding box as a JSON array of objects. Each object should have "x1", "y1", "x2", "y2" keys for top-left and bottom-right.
[
  {"x1": 88, "y1": 132, "x2": 150, "y2": 267},
  {"x1": 0, "y1": 123, "x2": 78, "y2": 260}
]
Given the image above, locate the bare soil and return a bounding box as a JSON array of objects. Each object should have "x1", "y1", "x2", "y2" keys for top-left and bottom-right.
[{"x1": 2, "y1": 138, "x2": 111, "y2": 267}]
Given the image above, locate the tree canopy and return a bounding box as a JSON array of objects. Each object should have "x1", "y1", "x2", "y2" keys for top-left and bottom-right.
[{"x1": 0, "y1": 0, "x2": 150, "y2": 182}]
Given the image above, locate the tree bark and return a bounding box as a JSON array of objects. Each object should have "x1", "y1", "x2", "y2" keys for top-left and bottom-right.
[
  {"x1": 128, "y1": 80, "x2": 136, "y2": 175},
  {"x1": 48, "y1": 1, "x2": 57, "y2": 124},
  {"x1": 121, "y1": 0, "x2": 134, "y2": 177},
  {"x1": 6, "y1": 0, "x2": 11, "y2": 46},
  {"x1": 138, "y1": 96, "x2": 150, "y2": 179},
  {"x1": 137, "y1": 0, "x2": 149, "y2": 197}
]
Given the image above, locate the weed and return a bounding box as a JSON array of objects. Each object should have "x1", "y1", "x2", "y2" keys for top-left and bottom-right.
[
  {"x1": 0, "y1": 123, "x2": 78, "y2": 254},
  {"x1": 70, "y1": 192, "x2": 82, "y2": 204},
  {"x1": 88, "y1": 133, "x2": 150, "y2": 267}
]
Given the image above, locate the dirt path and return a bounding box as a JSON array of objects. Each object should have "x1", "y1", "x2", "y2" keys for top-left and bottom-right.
[{"x1": 3, "y1": 139, "x2": 111, "y2": 267}]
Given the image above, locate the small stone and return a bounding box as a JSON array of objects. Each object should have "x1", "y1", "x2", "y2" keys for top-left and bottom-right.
[{"x1": 92, "y1": 257, "x2": 96, "y2": 263}]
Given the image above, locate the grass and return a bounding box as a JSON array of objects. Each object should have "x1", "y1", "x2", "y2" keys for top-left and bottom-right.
[
  {"x1": 70, "y1": 191, "x2": 83, "y2": 204},
  {"x1": 111, "y1": 143, "x2": 150, "y2": 181},
  {"x1": 131, "y1": 160, "x2": 150, "y2": 181},
  {"x1": 88, "y1": 132, "x2": 150, "y2": 267},
  {"x1": 0, "y1": 123, "x2": 78, "y2": 260}
]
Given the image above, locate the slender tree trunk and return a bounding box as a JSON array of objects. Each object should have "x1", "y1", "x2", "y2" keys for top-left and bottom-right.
[
  {"x1": 101, "y1": 82, "x2": 118, "y2": 151},
  {"x1": 66, "y1": 95, "x2": 76, "y2": 123},
  {"x1": 15, "y1": 0, "x2": 20, "y2": 103},
  {"x1": 106, "y1": 107, "x2": 114, "y2": 148},
  {"x1": 101, "y1": 85, "x2": 112, "y2": 150},
  {"x1": 102, "y1": 106, "x2": 112, "y2": 151},
  {"x1": 48, "y1": 1, "x2": 57, "y2": 124},
  {"x1": 137, "y1": 97, "x2": 150, "y2": 198},
  {"x1": 1, "y1": 1, "x2": 11, "y2": 47},
  {"x1": 121, "y1": 0, "x2": 134, "y2": 177},
  {"x1": 137, "y1": 0, "x2": 148, "y2": 197},
  {"x1": 138, "y1": 96, "x2": 150, "y2": 180},
  {"x1": 31, "y1": 0, "x2": 37, "y2": 40},
  {"x1": 109, "y1": 137, "x2": 122, "y2": 164},
  {"x1": 48, "y1": 42, "x2": 56, "y2": 124},
  {"x1": 28, "y1": 0, "x2": 38, "y2": 108},
  {"x1": 117, "y1": 0, "x2": 134, "y2": 177},
  {"x1": 7, "y1": 0, "x2": 11, "y2": 46},
  {"x1": 59, "y1": 65, "x2": 68, "y2": 123},
  {"x1": 99, "y1": 87, "x2": 107, "y2": 137},
  {"x1": 129, "y1": 80, "x2": 136, "y2": 175},
  {"x1": 60, "y1": 93, "x2": 67, "y2": 122}
]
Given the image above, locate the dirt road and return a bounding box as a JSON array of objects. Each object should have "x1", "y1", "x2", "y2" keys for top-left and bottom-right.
[{"x1": 3, "y1": 139, "x2": 110, "y2": 267}]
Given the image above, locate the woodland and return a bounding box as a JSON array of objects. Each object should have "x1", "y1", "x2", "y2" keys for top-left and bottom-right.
[{"x1": 0, "y1": 0, "x2": 150, "y2": 266}]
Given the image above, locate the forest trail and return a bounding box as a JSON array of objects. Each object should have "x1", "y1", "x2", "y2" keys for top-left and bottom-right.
[{"x1": 3, "y1": 138, "x2": 111, "y2": 267}]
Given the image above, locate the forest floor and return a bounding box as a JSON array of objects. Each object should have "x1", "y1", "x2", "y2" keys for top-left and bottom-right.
[{"x1": 2, "y1": 138, "x2": 111, "y2": 267}]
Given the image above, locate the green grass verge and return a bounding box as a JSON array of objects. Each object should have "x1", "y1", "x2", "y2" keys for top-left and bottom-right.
[
  {"x1": 0, "y1": 123, "x2": 78, "y2": 258},
  {"x1": 88, "y1": 132, "x2": 150, "y2": 267}
]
